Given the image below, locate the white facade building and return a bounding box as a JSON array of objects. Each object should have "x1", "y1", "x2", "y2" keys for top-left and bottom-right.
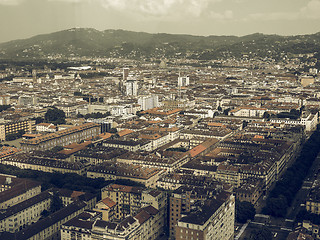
[
  {"x1": 138, "y1": 95, "x2": 159, "y2": 111},
  {"x1": 178, "y1": 76, "x2": 190, "y2": 87},
  {"x1": 126, "y1": 80, "x2": 138, "y2": 96}
]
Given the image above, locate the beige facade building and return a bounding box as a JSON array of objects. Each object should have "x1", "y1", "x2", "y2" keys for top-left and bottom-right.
[
  {"x1": 175, "y1": 192, "x2": 235, "y2": 240},
  {"x1": 0, "y1": 191, "x2": 51, "y2": 233},
  {"x1": 93, "y1": 197, "x2": 117, "y2": 221},
  {"x1": 300, "y1": 76, "x2": 315, "y2": 87},
  {"x1": 306, "y1": 186, "x2": 320, "y2": 215},
  {"x1": 0, "y1": 175, "x2": 41, "y2": 210},
  {"x1": 2, "y1": 200, "x2": 87, "y2": 240},
  {"x1": 87, "y1": 162, "x2": 163, "y2": 188},
  {"x1": 2, "y1": 154, "x2": 87, "y2": 176},
  {"x1": 101, "y1": 184, "x2": 166, "y2": 222},
  {"x1": 61, "y1": 206, "x2": 163, "y2": 240},
  {"x1": 20, "y1": 122, "x2": 100, "y2": 151},
  {"x1": 0, "y1": 119, "x2": 35, "y2": 141}
]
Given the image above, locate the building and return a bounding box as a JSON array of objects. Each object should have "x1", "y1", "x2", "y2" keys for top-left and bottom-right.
[
  {"x1": 168, "y1": 185, "x2": 234, "y2": 238},
  {"x1": 0, "y1": 175, "x2": 41, "y2": 210},
  {"x1": 0, "y1": 95, "x2": 10, "y2": 105},
  {"x1": 235, "y1": 178, "x2": 264, "y2": 206},
  {"x1": 0, "y1": 200, "x2": 88, "y2": 240},
  {"x1": 123, "y1": 67, "x2": 129, "y2": 81},
  {"x1": 178, "y1": 76, "x2": 190, "y2": 87},
  {"x1": 126, "y1": 79, "x2": 138, "y2": 96},
  {"x1": 20, "y1": 122, "x2": 100, "y2": 151},
  {"x1": 101, "y1": 184, "x2": 166, "y2": 222},
  {"x1": 93, "y1": 198, "x2": 117, "y2": 221},
  {"x1": 49, "y1": 188, "x2": 97, "y2": 210},
  {"x1": 306, "y1": 185, "x2": 320, "y2": 215},
  {"x1": 0, "y1": 191, "x2": 52, "y2": 233},
  {"x1": 229, "y1": 106, "x2": 267, "y2": 118},
  {"x1": 175, "y1": 192, "x2": 235, "y2": 240},
  {"x1": 300, "y1": 76, "x2": 315, "y2": 87},
  {"x1": 117, "y1": 151, "x2": 189, "y2": 173},
  {"x1": 0, "y1": 146, "x2": 20, "y2": 161},
  {"x1": 87, "y1": 162, "x2": 163, "y2": 188},
  {"x1": 18, "y1": 95, "x2": 37, "y2": 106},
  {"x1": 2, "y1": 154, "x2": 88, "y2": 176},
  {"x1": 0, "y1": 119, "x2": 35, "y2": 141},
  {"x1": 138, "y1": 95, "x2": 159, "y2": 111},
  {"x1": 62, "y1": 206, "x2": 163, "y2": 240},
  {"x1": 36, "y1": 123, "x2": 56, "y2": 132}
]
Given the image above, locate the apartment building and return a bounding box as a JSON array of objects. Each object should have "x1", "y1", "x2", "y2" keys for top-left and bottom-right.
[
  {"x1": 2, "y1": 154, "x2": 87, "y2": 176},
  {"x1": 61, "y1": 205, "x2": 163, "y2": 240},
  {"x1": 93, "y1": 197, "x2": 117, "y2": 221},
  {"x1": 0, "y1": 191, "x2": 51, "y2": 233},
  {"x1": 0, "y1": 175, "x2": 41, "y2": 210},
  {"x1": 175, "y1": 192, "x2": 235, "y2": 240},
  {"x1": 49, "y1": 188, "x2": 97, "y2": 210},
  {"x1": 1, "y1": 200, "x2": 87, "y2": 240},
  {"x1": 101, "y1": 184, "x2": 166, "y2": 222},
  {"x1": 235, "y1": 178, "x2": 264, "y2": 206},
  {"x1": 169, "y1": 186, "x2": 231, "y2": 238},
  {"x1": 87, "y1": 162, "x2": 163, "y2": 188},
  {"x1": 116, "y1": 151, "x2": 189, "y2": 173},
  {"x1": 74, "y1": 146, "x2": 127, "y2": 165},
  {"x1": 0, "y1": 119, "x2": 35, "y2": 141},
  {"x1": 20, "y1": 122, "x2": 100, "y2": 151},
  {"x1": 306, "y1": 185, "x2": 320, "y2": 215},
  {"x1": 102, "y1": 138, "x2": 152, "y2": 152}
]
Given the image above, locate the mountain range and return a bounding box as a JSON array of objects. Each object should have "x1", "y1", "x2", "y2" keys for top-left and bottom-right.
[{"x1": 0, "y1": 28, "x2": 320, "y2": 60}]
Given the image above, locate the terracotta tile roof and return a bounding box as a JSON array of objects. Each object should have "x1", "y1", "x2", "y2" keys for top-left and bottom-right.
[
  {"x1": 188, "y1": 145, "x2": 206, "y2": 158},
  {"x1": 118, "y1": 129, "x2": 134, "y2": 137},
  {"x1": 101, "y1": 197, "x2": 117, "y2": 208}
]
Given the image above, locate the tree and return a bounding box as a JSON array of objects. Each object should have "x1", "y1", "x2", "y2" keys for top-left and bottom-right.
[
  {"x1": 223, "y1": 108, "x2": 231, "y2": 115},
  {"x1": 264, "y1": 195, "x2": 288, "y2": 217},
  {"x1": 45, "y1": 107, "x2": 66, "y2": 124},
  {"x1": 84, "y1": 112, "x2": 110, "y2": 119},
  {"x1": 166, "y1": 147, "x2": 187, "y2": 152},
  {"x1": 74, "y1": 91, "x2": 83, "y2": 96},
  {"x1": 50, "y1": 192, "x2": 64, "y2": 213},
  {"x1": 263, "y1": 126, "x2": 320, "y2": 217},
  {"x1": 40, "y1": 209, "x2": 50, "y2": 218},
  {"x1": 249, "y1": 226, "x2": 272, "y2": 240},
  {"x1": 262, "y1": 112, "x2": 270, "y2": 119},
  {"x1": 5, "y1": 130, "x2": 25, "y2": 141},
  {"x1": 242, "y1": 120, "x2": 248, "y2": 129},
  {"x1": 0, "y1": 105, "x2": 11, "y2": 112},
  {"x1": 136, "y1": 110, "x2": 145, "y2": 117},
  {"x1": 236, "y1": 201, "x2": 256, "y2": 223},
  {"x1": 32, "y1": 117, "x2": 44, "y2": 124}
]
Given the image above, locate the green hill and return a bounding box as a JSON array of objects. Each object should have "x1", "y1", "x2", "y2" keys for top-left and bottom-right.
[{"x1": 0, "y1": 28, "x2": 319, "y2": 60}]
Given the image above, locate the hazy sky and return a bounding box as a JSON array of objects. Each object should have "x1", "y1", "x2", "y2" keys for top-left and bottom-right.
[{"x1": 0, "y1": 0, "x2": 320, "y2": 43}]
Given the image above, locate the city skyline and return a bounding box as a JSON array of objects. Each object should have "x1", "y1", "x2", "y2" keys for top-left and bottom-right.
[{"x1": 0, "y1": 0, "x2": 320, "y2": 43}]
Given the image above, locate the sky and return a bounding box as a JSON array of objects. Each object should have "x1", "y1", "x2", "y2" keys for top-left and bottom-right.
[{"x1": 0, "y1": 0, "x2": 320, "y2": 43}]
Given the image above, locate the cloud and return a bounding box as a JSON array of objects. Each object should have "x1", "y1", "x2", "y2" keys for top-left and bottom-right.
[
  {"x1": 99, "y1": 0, "x2": 221, "y2": 19},
  {"x1": 47, "y1": 0, "x2": 92, "y2": 3},
  {"x1": 209, "y1": 10, "x2": 233, "y2": 20},
  {"x1": 301, "y1": 0, "x2": 320, "y2": 19},
  {"x1": 243, "y1": 0, "x2": 320, "y2": 22},
  {"x1": 245, "y1": 12, "x2": 298, "y2": 21},
  {"x1": 0, "y1": 0, "x2": 24, "y2": 5}
]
